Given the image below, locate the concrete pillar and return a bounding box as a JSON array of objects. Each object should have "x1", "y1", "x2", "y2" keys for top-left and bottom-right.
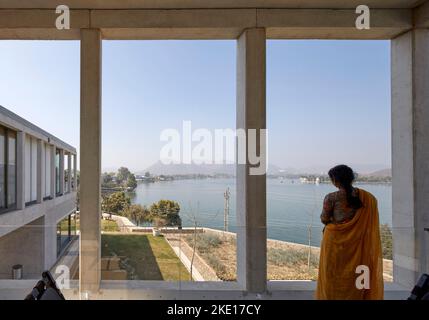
[
  {"x1": 51, "y1": 145, "x2": 56, "y2": 199},
  {"x1": 79, "y1": 28, "x2": 102, "y2": 296},
  {"x1": 73, "y1": 153, "x2": 77, "y2": 191},
  {"x1": 392, "y1": 30, "x2": 429, "y2": 288},
  {"x1": 67, "y1": 152, "x2": 72, "y2": 193},
  {"x1": 16, "y1": 131, "x2": 25, "y2": 210},
  {"x1": 236, "y1": 28, "x2": 267, "y2": 293},
  {"x1": 37, "y1": 139, "x2": 43, "y2": 203},
  {"x1": 59, "y1": 149, "x2": 64, "y2": 195}
]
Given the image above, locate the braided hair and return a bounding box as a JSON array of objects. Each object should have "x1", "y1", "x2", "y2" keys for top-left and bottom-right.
[{"x1": 328, "y1": 164, "x2": 363, "y2": 210}]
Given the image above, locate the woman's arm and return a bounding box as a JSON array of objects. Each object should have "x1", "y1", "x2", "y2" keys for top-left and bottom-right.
[{"x1": 320, "y1": 194, "x2": 334, "y2": 225}]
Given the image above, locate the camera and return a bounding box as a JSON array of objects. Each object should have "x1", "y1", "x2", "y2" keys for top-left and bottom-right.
[{"x1": 24, "y1": 270, "x2": 65, "y2": 300}]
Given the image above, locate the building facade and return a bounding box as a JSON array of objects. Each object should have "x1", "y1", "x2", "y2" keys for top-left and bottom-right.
[
  {"x1": 0, "y1": 0, "x2": 428, "y2": 300},
  {"x1": 0, "y1": 106, "x2": 77, "y2": 279}
]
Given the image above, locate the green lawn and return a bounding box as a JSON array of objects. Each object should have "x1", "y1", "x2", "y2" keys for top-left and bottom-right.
[
  {"x1": 101, "y1": 220, "x2": 120, "y2": 232},
  {"x1": 101, "y1": 234, "x2": 191, "y2": 281},
  {"x1": 60, "y1": 219, "x2": 119, "y2": 232}
]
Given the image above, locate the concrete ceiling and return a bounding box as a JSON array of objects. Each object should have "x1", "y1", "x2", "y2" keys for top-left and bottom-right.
[{"x1": 0, "y1": 0, "x2": 426, "y2": 10}]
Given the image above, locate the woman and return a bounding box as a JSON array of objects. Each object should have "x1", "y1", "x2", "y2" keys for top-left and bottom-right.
[{"x1": 316, "y1": 164, "x2": 384, "y2": 300}]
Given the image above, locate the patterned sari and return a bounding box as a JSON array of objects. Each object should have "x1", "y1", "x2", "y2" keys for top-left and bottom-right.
[{"x1": 316, "y1": 189, "x2": 384, "y2": 300}]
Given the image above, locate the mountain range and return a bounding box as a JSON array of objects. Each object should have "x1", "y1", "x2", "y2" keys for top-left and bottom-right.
[{"x1": 134, "y1": 161, "x2": 391, "y2": 177}]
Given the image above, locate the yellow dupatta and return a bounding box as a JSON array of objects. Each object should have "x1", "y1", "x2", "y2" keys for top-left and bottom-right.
[{"x1": 316, "y1": 188, "x2": 384, "y2": 300}]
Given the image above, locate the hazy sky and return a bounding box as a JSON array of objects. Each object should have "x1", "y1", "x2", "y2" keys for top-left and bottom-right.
[{"x1": 0, "y1": 40, "x2": 391, "y2": 172}]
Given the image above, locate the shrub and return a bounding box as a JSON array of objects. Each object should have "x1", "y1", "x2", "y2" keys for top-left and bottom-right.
[
  {"x1": 380, "y1": 224, "x2": 393, "y2": 260},
  {"x1": 195, "y1": 233, "x2": 223, "y2": 253},
  {"x1": 267, "y1": 247, "x2": 319, "y2": 268}
]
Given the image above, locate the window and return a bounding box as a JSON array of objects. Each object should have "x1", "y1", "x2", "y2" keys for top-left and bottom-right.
[
  {"x1": 0, "y1": 127, "x2": 5, "y2": 208},
  {"x1": 24, "y1": 135, "x2": 38, "y2": 205},
  {"x1": 101, "y1": 40, "x2": 237, "y2": 282},
  {"x1": 64, "y1": 153, "x2": 69, "y2": 193},
  {"x1": 57, "y1": 213, "x2": 77, "y2": 257},
  {"x1": 266, "y1": 40, "x2": 392, "y2": 282},
  {"x1": 0, "y1": 126, "x2": 17, "y2": 212},
  {"x1": 44, "y1": 143, "x2": 52, "y2": 199},
  {"x1": 7, "y1": 131, "x2": 16, "y2": 208},
  {"x1": 55, "y1": 149, "x2": 61, "y2": 196},
  {"x1": 71, "y1": 154, "x2": 76, "y2": 190}
]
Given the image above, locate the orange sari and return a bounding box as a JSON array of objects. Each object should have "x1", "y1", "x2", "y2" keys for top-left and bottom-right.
[{"x1": 316, "y1": 189, "x2": 384, "y2": 300}]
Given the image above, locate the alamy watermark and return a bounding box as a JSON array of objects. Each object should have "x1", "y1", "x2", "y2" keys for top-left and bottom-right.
[
  {"x1": 54, "y1": 264, "x2": 70, "y2": 290},
  {"x1": 160, "y1": 121, "x2": 268, "y2": 176},
  {"x1": 355, "y1": 265, "x2": 370, "y2": 290},
  {"x1": 55, "y1": 5, "x2": 70, "y2": 30},
  {"x1": 355, "y1": 5, "x2": 370, "y2": 30}
]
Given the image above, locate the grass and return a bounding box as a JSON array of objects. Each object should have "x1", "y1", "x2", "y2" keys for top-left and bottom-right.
[
  {"x1": 101, "y1": 219, "x2": 120, "y2": 232},
  {"x1": 267, "y1": 247, "x2": 319, "y2": 268},
  {"x1": 60, "y1": 219, "x2": 120, "y2": 232},
  {"x1": 101, "y1": 234, "x2": 191, "y2": 281}
]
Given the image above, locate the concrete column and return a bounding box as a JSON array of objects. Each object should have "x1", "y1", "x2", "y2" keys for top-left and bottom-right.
[
  {"x1": 36, "y1": 139, "x2": 43, "y2": 203},
  {"x1": 59, "y1": 149, "x2": 64, "y2": 195},
  {"x1": 79, "y1": 28, "x2": 102, "y2": 296},
  {"x1": 16, "y1": 131, "x2": 26, "y2": 210},
  {"x1": 51, "y1": 145, "x2": 56, "y2": 199},
  {"x1": 236, "y1": 28, "x2": 267, "y2": 293},
  {"x1": 67, "y1": 152, "x2": 72, "y2": 193},
  {"x1": 73, "y1": 153, "x2": 77, "y2": 191},
  {"x1": 392, "y1": 30, "x2": 429, "y2": 288}
]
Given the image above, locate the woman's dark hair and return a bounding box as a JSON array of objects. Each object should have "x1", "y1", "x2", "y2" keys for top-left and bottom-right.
[{"x1": 328, "y1": 164, "x2": 363, "y2": 210}]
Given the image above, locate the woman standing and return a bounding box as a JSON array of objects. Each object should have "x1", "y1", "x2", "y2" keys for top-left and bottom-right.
[{"x1": 316, "y1": 164, "x2": 384, "y2": 300}]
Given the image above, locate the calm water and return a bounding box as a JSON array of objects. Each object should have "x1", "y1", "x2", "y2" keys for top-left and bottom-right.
[{"x1": 130, "y1": 178, "x2": 392, "y2": 246}]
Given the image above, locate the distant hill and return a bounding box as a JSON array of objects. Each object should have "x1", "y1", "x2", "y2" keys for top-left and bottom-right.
[
  {"x1": 137, "y1": 161, "x2": 391, "y2": 177},
  {"x1": 364, "y1": 168, "x2": 392, "y2": 177},
  {"x1": 139, "y1": 161, "x2": 284, "y2": 176},
  {"x1": 138, "y1": 161, "x2": 235, "y2": 176}
]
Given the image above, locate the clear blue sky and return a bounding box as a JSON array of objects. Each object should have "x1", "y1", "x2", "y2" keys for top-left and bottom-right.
[{"x1": 0, "y1": 40, "x2": 391, "y2": 172}]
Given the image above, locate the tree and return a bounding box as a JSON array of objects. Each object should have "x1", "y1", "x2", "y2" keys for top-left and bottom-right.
[
  {"x1": 144, "y1": 171, "x2": 151, "y2": 178},
  {"x1": 149, "y1": 200, "x2": 182, "y2": 227},
  {"x1": 126, "y1": 174, "x2": 137, "y2": 190},
  {"x1": 102, "y1": 191, "x2": 131, "y2": 217},
  {"x1": 117, "y1": 167, "x2": 132, "y2": 184},
  {"x1": 102, "y1": 172, "x2": 114, "y2": 184},
  {"x1": 122, "y1": 204, "x2": 150, "y2": 226}
]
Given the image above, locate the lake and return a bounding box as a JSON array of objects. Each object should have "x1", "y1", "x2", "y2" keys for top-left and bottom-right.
[{"x1": 129, "y1": 178, "x2": 392, "y2": 247}]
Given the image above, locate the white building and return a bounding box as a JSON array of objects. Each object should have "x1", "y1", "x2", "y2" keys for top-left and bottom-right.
[
  {"x1": 0, "y1": 106, "x2": 77, "y2": 279},
  {"x1": 0, "y1": 0, "x2": 428, "y2": 300}
]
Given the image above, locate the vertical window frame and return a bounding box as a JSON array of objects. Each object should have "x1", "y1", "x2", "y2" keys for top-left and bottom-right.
[{"x1": 0, "y1": 125, "x2": 17, "y2": 213}]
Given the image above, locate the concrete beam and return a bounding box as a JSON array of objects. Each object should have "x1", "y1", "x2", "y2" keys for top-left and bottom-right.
[
  {"x1": 0, "y1": 9, "x2": 89, "y2": 39},
  {"x1": 91, "y1": 9, "x2": 256, "y2": 39},
  {"x1": 236, "y1": 28, "x2": 267, "y2": 293},
  {"x1": 414, "y1": 1, "x2": 429, "y2": 28},
  {"x1": 79, "y1": 29, "x2": 102, "y2": 296},
  {"x1": 0, "y1": 0, "x2": 423, "y2": 10},
  {"x1": 0, "y1": 8, "x2": 414, "y2": 40},
  {"x1": 258, "y1": 9, "x2": 413, "y2": 39}
]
